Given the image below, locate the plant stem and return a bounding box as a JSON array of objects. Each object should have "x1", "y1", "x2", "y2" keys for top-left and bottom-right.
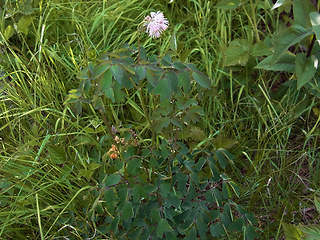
[
  {"x1": 307, "y1": 34, "x2": 316, "y2": 58},
  {"x1": 99, "y1": 109, "x2": 115, "y2": 140}
]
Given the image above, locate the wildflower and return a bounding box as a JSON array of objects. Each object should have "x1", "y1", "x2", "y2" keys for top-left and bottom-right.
[
  {"x1": 143, "y1": 11, "x2": 169, "y2": 38},
  {"x1": 108, "y1": 144, "x2": 119, "y2": 159}
]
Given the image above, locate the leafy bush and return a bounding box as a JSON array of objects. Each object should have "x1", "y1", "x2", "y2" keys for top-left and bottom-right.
[{"x1": 63, "y1": 43, "x2": 259, "y2": 238}]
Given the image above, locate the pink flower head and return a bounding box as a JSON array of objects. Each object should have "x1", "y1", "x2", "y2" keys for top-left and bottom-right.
[{"x1": 143, "y1": 11, "x2": 169, "y2": 38}]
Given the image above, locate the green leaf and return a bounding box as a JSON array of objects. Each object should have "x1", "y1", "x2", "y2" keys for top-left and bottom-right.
[
  {"x1": 192, "y1": 71, "x2": 211, "y2": 89},
  {"x1": 178, "y1": 69, "x2": 191, "y2": 93},
  {"x1": 300, "y1": 225, "x2": 320, "y2": 240},
  {"x1": 105, "y1": 173, "x2": 122, "y2": 187},
  {"x1": 245, "y1": 225, "x2": 259, "y2": 240},
  {"x1": 92, "y1": 96, "x2": 105, "y2": 111},
  {"x1": 135, "y1": 65, "x2": 146, "y2": 80},
  {"x1": 154, "y1": 78, "x2": 172, "y2": 101},
  {"x1": 216, "y1": 0, "x2": 241, "y2": 10},
  {"x1": 111, "y1": 64, "x2": 126, "y2": 85},
  {"x1": 127, "y1": 158, "x2": 141, "y2": 176},
  {"x1": 310, "y1": 12, "x2": 320, "y2": 40},
  {"x1": 156, "y1": 219, "x2": 172, "y2": 238},
  {"x1": 109, "y1": 215, "x2": 120, "y2": 234},
  {"x1": 251, "y1": 42, "x2": 272, "y2": 57},
  {"x1": 93, "y1": 63, "x2": 110, "y2": 79},
  {"x1": 47, "y1": 145, "x2": 66, "y2": 164},
  {"x1": 282, "y1": 223, "x2": 303, "y2": 240},
  {"x1": 103, "y1": 188, "x2": 116, "y2": 214},
  {"x1": 160, "y1": 183, "x2": 171, "y2": 197},
  {"x1": 255, "y1": 53, "x2": 295, "y2": 72},
  {"x1": 4, "y1": 25, "x2": 14, "y2": 40},
  {"x1": 223, "y1": 39, "x2": 251, "y2": 66},
  {"x1": 151, "y1": 209, "x2": 161, "y2": 223},
  {"x1": 272, "y1": 25, "x2": 313, "y2": 64},
  {"x1": 186, "y1": 227, "x2": 197, "y2": 240},
  {"x1": 170, "y1": 32, "x2": 177, "y2": 52},
  {"x1": 105, "y1": 88, "x2": 115, "y2": 102},
  {"x1": 210, "y1": 222, "x2": 225, "y2": 237},
  {"x1": 295, "y1": 53, "x2": 317, "y2": 89},
  {"x1": 101, "y1": 69, "x2": 113, "y2": 93},
  {"x1": 293, "y1": 0, "x2": 316, "y2": 28},
  {"x1": 17, "y1": 15, "x2": 33, "y2": 34},
  {"x1": 152, "y1": 118, "x2": 171, "y2": 133},
  {"x1": 121, "y1": 201, "x2": 134, "y2": 221},
  {"x1": 166, "y1": 71, "x2": 179, "y2": 93},
  {"x1": 215, "y1": 150, "x2": 227, "y2": 169}
]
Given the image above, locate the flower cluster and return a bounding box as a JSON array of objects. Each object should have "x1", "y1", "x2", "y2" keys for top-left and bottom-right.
[
  {"x1": 143, "y1": 11, "x2": 169, "y2": 38},
  {"x1": 107, "y1": 144, "x2": 119, "y2": 159}
]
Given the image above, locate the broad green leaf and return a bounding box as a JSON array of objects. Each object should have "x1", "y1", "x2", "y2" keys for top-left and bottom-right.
[
  {"x1": 293, "y1": 0, "x2": 316, "y2": 28},
  {"x1": 146, "y1": 69, "x2": 157, "y2": 87},
  {"x1": 103, "y1": 188, "x2": 116, "y2": 213},
  {"x1": 77, "y1": 67, "x2": 90, "y2": 80},
  {"x1": 223, "y1": 39, "x2": 251, "y2": 66},
  {"x1": 4, "y1": 25, "x2": 14, "y2": 40},
  {"x1": 196, "y1": 213, "x2": 207, "y2": 239},
  {"x1": 135, "y1": 65, "x2": 146, "y2": 80},
  {"x1": 105, "y1": 88, "x2": 115, "y2": 102},
  {"x1": 222, "y1": 182, "x2": 232, "y2": 199},
  {"x1": 255, "y1": 53, "x2": 295, "y2": 72},
  {"x1": 178, "y1": 69, "x2": 191, "y2": 93},
  {"x1": 295, "y1": 53, "x2": 317, "y2": 89},
  {"x1": 245, "y1": 225, "x2": 259, "y2": 240},
  {"x1": 93, "y1": 63, "x2": 110, "y2": 79},
  {"x1": 160, "y1": 183, "x2": 171, "y2": 197},
  {"x1": 151, "y1": 209, "x2": 161, "y2": 223},
  {"x1": 310, "y1": 12, "x2": 320, "y2": 40},
  {"x1": 251, "y1": 42, "x2": 272, "y2": 57},
  {"x1": 47, "y1": 145, "x2": 66, "y2": 164},
  {"x1": 188, "y1": 126, "x2": 206, "y2": 142},
  {"x1": 121, "y1": 201, "x2": 134, "y2": 221},
  {"x1": 186, "y1": 227, "x2": 197, "y2": 240},
  {"x1": 215, "y1": 150, "x2": 227, "y2": 169},
  {"x1": 151, "y1": 118, "x2": 171, "y2": 133},
  {"x1": 133, "y1": 184, "x2": 145, "y2": 203},
  {"x1": 230, "y1": 218, "x2": 245, "y2": 232},
  {"x1": 210, "y1": 222, "x2": 225, "y2": 237},
  {"x1": 156, "y1": 219, "x2": 172, "y2": 238},
  {"x1": 154, "y1": 78, "x2": 172, "y2": 102},
  {"x1": 272, "y1": 25, "x2": 313, "y2": 64},
  {"x1": 92, "y1": 96, "x2": 105, "y2": 111},
  {"x1": 161, "y1": 54, "x2": 172, "y2": 66},
  {"x1": 101, "y1": 69, "x2": 113, "y2": 93},
  {"x1": 173, "y1": 61, "x2": 186, "y2": 70},
  {"x1": 105, "y1": 173, "x2": 121, "y2": 187},
  {"x1": 216, "y1": 0, "x2": 241, "y2": 10},
  {"x1": 282, "y1": 223, "x2": 303, "y2": 240},
  {"x1": 127, "y1": 158, "x2": 141, "y2": 176},
  {"x1": 109, "y1": 215, "x2": 120, "y2": 234},
  {"x1": 111, "y1": 64, "x2": 126, "y2": 85},
  {"x1": 17, "y1": 15, "x2": 33, "y2": 34},
  {"x1": 192, "y1": 71, "x2": 211, "y2": 89},
  {"x1": 166, "y1": 71, "x2": 179, "y2": 93}
]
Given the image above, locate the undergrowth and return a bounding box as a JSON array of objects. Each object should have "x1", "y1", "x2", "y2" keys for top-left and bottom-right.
[{"x1": 0, "y1": 0, "x2": 319, "y2": 239}]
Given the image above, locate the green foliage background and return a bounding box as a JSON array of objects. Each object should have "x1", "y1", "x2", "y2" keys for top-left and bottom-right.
[{"x1": 0, "y1": 0, "x2": 320, "y2": 239}]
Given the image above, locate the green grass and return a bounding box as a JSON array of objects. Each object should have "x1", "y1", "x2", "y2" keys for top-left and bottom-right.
[{"x1": 0, "y1": 0, "x2": 319, "y2": 239}]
